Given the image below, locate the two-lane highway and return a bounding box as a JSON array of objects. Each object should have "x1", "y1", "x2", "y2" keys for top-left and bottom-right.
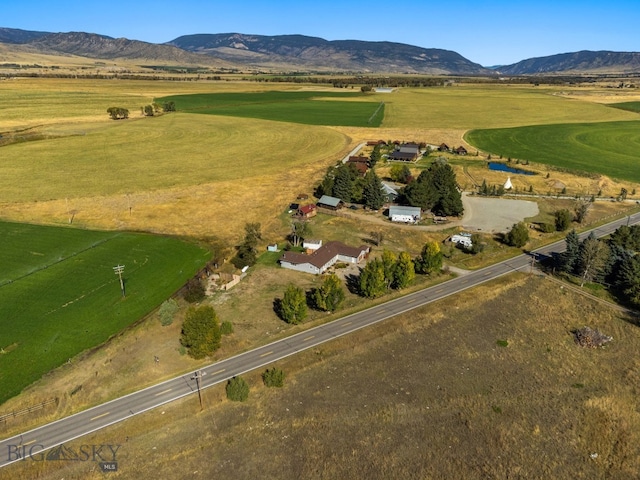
[{"x1": 2, "y1": 211, "x2": 639, "y2": 469}]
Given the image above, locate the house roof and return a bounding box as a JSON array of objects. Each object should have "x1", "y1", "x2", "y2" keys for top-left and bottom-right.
[
  {"x1": 317, "y1": 195, "x2": 342, "y2": 207},
  {"x1": 348, "y1": 156, "x2": 369, "y2": 163},
  {"x1": 388, "y1": 151, "x2": 418, "y2": 161},
  {"x1": 381, "y1": 182, "x2": 399, "y2": 196},
  {"x1": 280, "y1": 241, "x2": 369, "y2": 269},
  {"x1": 389, "y1": 206, "x2": 421, "y2": 217},
  {"x1": 298, "y1": 204, "x2": 316, "y2": 214}
]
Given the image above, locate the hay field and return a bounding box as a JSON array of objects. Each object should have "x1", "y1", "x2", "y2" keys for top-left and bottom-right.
[
  {"x1": 7, "y1": 274, "x2": 640, "y2": 479},
  {"x1": 1, "y1": 79, "x2": 639, "y2": 241}
]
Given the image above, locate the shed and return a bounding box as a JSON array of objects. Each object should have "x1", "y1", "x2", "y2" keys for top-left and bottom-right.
[
  {"x1": 317, "y1": 195, "x2": 343, "y2": 210},
  {"x1": 454, "y1": 146, "x2": 468, "y2": 155},
  {"x1": 389, "y1": 206, "x2": 421, "y2": 223},
  {"x1": 298, "y1": 204, "x2": 317, "y2": 218}
]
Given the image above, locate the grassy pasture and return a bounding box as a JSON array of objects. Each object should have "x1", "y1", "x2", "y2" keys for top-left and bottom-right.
[
  {"x1": 158, "y1": 91, "x2": 385, "y2": 127},
  {"x1": 381, "y1": 85, "x2": 638, "y2": 129},
  {"x1": 0, "y1": 221, "x2": 209, "y2": 404},
  {"x1": 609, "y1": 101, "x2": 640, "y2": 113},
  {"x1": 465, "y1": 121, "x2": 640, "y2": 183},
  {"x1": 9, "y1": 275, "x2": 640, "y2": 479}
]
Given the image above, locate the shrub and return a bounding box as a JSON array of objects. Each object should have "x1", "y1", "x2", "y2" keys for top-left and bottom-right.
[
  {"x1": 505, "y1": 222, "x2": 529, "y2": 248},
  {"x1": 220, "y1": 321, "x2": 234, "y2": 335},
  {"x1": 262, "y1": 367, "x2": 285, "y2": 388},
  {"x1": 184, "y1": 277, "x2": 206, "y2": 303},
  {"x1": 539, "y1": 222, "x2": 555, "y2": 234},
  {"x1": 226, "y1": 376, "x2": 249, "y2": 401},
  {"x1": 180, "y1": 305, "x2": 221, "y2": 359},
  {"x1": 158, "y1": 298, "x2": 179, "y2": 326}
]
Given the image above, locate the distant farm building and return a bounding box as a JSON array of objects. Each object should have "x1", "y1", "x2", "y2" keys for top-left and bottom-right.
[
  {"x1": 347, "y1": 156, "x2": 370, "y2": 176},
  {"x1": 373, "y1": 87, "x2": 394, "y2": 93},
  {"x1": 438, "y1": 143, "x2": 450, "y2": 152},
  {"x1": 388, "y1": 143, "x2": 421, "y2": 162},
  {"x1": 296, "y1": 193, "x2": 309, "y2": 200},
  {"x1": 279, "y1": 241, "x2": 370, "y2": 275},
  {"x1": 454, "y1": 146, "x2": 468, "y2": 155},
  {"x1": 367, "y1": 140, "x2": 387, "y2": 146},
  {"x1": 389, "y1": 206, "x2": 421, "y2": 223},
  {"x1": 381, "y1": 182, "x2": 399, "y2": 202},
  {"x1": 317, "y1": 195, "x2": 344, "y2": 210}
]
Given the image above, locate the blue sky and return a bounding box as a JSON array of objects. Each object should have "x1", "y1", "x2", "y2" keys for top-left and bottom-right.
[{"x1": 3, "y1": 0, "x2": 639, "y2": 66}]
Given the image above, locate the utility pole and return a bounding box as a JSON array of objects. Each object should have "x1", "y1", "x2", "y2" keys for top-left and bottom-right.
[
  {"x1": 113, "y1": 265, "x2": 125, "y2": 297},
  {"x1": 191, "y1": 370, "x2": 206, "y2": 410}
]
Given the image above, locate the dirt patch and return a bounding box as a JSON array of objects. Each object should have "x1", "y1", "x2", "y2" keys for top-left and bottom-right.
[{"x1": 460, "y1": 194, "x2": 539, "y2": 233}]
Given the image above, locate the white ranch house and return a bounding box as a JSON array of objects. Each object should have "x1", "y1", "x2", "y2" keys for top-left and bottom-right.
[{"x1": 279, "y1": 241, "x2": 369, "y2": 275}]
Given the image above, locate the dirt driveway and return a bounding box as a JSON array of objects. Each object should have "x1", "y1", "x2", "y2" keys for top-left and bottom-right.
[{"x1": 459, "y1": 193, "x2": 539, "y2": 233}]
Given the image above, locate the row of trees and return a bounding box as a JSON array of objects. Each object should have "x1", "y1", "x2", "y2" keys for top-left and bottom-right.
[
  {"x1": 316, "y1": 163, "x2": 386, "y2": 209},
  {"x1": 141, "y1": 101, "x2": 176, "y2": 117},
  {"x1": 106, "y1": 107, "x2": 129, "y2": 120},
  {"x1": 402, "y1": 159, "x2": 463, "y2": 216},
  {"x1": 554, "y1": 225, "x2": 640, "y2": 302},
  {"x1": 276, "y1": 274, "x2": 346, "y2": 324}
]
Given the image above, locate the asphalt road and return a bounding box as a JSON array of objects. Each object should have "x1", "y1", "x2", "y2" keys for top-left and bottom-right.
[{"x1": 1, "y1": 211, "x2": 639, "y2": 469}]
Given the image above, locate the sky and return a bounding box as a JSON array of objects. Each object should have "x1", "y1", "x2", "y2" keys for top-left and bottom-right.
[{"x1": 3, "y1": 0, "x2": 640, "y2": 66}]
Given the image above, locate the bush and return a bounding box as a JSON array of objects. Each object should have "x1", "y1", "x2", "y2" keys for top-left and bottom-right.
[
  {"x1": 226, "y1": 376, "x2": 249, "y2": 401},
  {"x1": 158, "y1": 298, "x2": 179, "y2": 326},
  {"x1": 262, "y1": 367, "x2": 285, "y2": 388},
  {"x1": 220, "y1": 321, "x2": 234, "y2": 335},
  {"x1": 539, "y1": 222, "x2": 556, "y2": 234},
  {"x1": 184, "y1": 277, "x2": 206, "y2": 303},
  {"x1": 504, "y1": 222, "x2": 529, "y2": 248},
  {"x1": 180, "y1": 305, "x2": 221, "y2": 359},
  {"x1": 554, "y1": 209, "x2": 573, "y2": 231}
]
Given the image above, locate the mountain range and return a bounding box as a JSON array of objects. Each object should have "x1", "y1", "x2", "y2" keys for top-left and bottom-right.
[{"x1": 1, "y1": 27, "x2": 639, "y2": 75}]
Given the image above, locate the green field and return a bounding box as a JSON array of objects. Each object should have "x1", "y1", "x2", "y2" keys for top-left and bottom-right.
[
  {"x1": 158, "y1": 91, "x2": 385, "y2": 127},
  {"x1": 465, "y1": 120, "x2": 640, "y2": 183},
  {"x1": 0, "y1": 222, "x2": 209, "y2": 403},
  {"x1": 609, "y1": 101, "x2": 640, "y2": 114}
]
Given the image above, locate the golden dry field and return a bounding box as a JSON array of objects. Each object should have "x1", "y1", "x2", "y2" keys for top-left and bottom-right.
[
  {"x1": 1, "y1": 78, "x2": 639, "y2": 242},
  {"x1": 4, "y1": 274, "x2": 640, "y2": 480}
]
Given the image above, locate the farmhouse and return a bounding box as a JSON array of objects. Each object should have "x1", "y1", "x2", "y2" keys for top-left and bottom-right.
[
  {"x1": 454, "y1": 146, "x2": 468, "y2": 155},
  {"x1": 438, "y1": 143, "x2": 450, "y2": 152},
  {"x1": 388, "y1": 143, "x2": 421, "y2": 162},
  {"x1": 381, "y1": 182, "x2": 399, "y2": 202},
  {"x1": 347, "y1": 156, "x2": 370, "y2": 176},
  {"x1": 298, "y1": 204, "x2": 317, "y2": 219},
  {"x1": 317, "y1": 195, "x2": 344, "y2": 210},
  {"x1": 450, "y1": 233, "x2": 473, "y2": 248},
  {"x1": 279, "y1": 241, "x2": 370, "y2": 275},
  {"x1": 389, "y1": 206, "x2": 421, "y2": 223}
]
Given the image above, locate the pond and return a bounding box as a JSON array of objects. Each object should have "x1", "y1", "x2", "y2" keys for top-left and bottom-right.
[{"x1": 488, "y1": 162, "x2": 535, "y2": 176}]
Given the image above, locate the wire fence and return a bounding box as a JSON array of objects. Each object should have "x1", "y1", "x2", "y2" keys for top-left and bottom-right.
[{"x1": 0, "y1": 398, "x2": 58, "y2": 424}]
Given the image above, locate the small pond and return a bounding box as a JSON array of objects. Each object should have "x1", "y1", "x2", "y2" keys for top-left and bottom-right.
[{"x1": 488, "y1": 162, "x2": 535, "y2": 176}]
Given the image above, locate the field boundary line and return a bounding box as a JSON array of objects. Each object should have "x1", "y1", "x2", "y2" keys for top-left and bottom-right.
[{"x1": 0, "y1": 234, "x2": 123, "y2": 289}]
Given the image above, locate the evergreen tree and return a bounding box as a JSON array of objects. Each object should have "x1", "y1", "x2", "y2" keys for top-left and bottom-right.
[
  {"x1": 619, "y1": 254, "x2": 640, "y2": 305},
  {"x1": 333, "y1": 163, "x2": 358, "y2": 202},
  {"x1": 554, "y1": 209, "x2": 573, "y2": 231},
  {"x1": 369, "y1": 144, "x2": 381, "y2": 168},
  {"x1": 504, "y1": 222, "x2": 529, "y2": 248},
  {"x1": 362, "y1": 170, "x2": 386, "y2": 210},
  {"x1": 560, "y1": 229, "x2": 580, "y2": 273},
  {"x1": 226, "y1": 376, "x2": 249, "y2": 402}
]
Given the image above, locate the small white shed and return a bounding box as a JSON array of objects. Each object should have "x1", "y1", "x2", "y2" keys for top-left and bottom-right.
[{"x1": 389, "y1": 206, "x2": 421, "y2": 223}]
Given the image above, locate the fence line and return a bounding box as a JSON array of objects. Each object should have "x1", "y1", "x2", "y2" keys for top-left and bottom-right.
[{"x1": 0, "y1": 398, "x2": 57, "y2": 423}]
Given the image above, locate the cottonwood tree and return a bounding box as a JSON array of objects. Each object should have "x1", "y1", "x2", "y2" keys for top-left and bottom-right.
[
  {"x1": 393, "y1": 251, "x2": 416, "y2": 289},
  {"x1": 312, "y1": 274, "x2": 345, "y2": 312},
  {"x1": 574, "y1": 199, "x2": 591, "y2": 224},
  {"x1": 381, "y1": 250, "x2": 398, "y2": 289},
  {"x1": 180, "y1": 305, "x2": 222, "y2": 359},
  {"x1": 278, "y1": 285, "x2": 307, "y2": 324},
  {"x1": 290, "y1": 220, "x2": 311, "y2": 247},
  {"x1": 577, "y1": 233, "x2": 610, "y2": 287},
  {"x1": 359, "y1": 258, "x2": 386, "y2": 298},
  {"x1": 415, "y1": 241, "x2": 443, "y2": 274},
  {"x1": 107, "y1": 107, "x2": 129, "y2": 120}
]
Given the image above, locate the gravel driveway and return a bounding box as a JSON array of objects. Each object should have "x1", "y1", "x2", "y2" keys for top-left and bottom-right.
[{"x1": 460, "y1": 193, "x2": 539, "y2": 233}]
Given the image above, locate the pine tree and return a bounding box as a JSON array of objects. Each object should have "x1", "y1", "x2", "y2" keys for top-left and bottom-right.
[{"x1": 363, "y1": 170, "x2": 386, "y2": 210}]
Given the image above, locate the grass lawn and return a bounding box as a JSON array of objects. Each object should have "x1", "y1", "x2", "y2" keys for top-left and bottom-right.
[
  {"x1": 158, "y1": 91, "x2": 385, "y2": 127},
  {"x1": 609, "y1": 101, "x2": 640, "y2": 113},
  {"x1": 465, "y1": 120, "x2": 640, "y2": 183},
  {"x1": 0, "y1": 221, "x2": 209, "y2": 404}
]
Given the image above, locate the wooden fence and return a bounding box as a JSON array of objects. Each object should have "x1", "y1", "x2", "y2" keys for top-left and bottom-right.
[{"x1": 0, "y1": 398, "x2": 58, "y2": 424}]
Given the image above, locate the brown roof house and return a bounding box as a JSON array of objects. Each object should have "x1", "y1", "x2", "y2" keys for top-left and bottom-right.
[
  {"x1": 388, "y1": 143, "x2": 421, "y2": 162},
  {"x1": 279, "y1": 241, "x2": 369, "y2": 275}
]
